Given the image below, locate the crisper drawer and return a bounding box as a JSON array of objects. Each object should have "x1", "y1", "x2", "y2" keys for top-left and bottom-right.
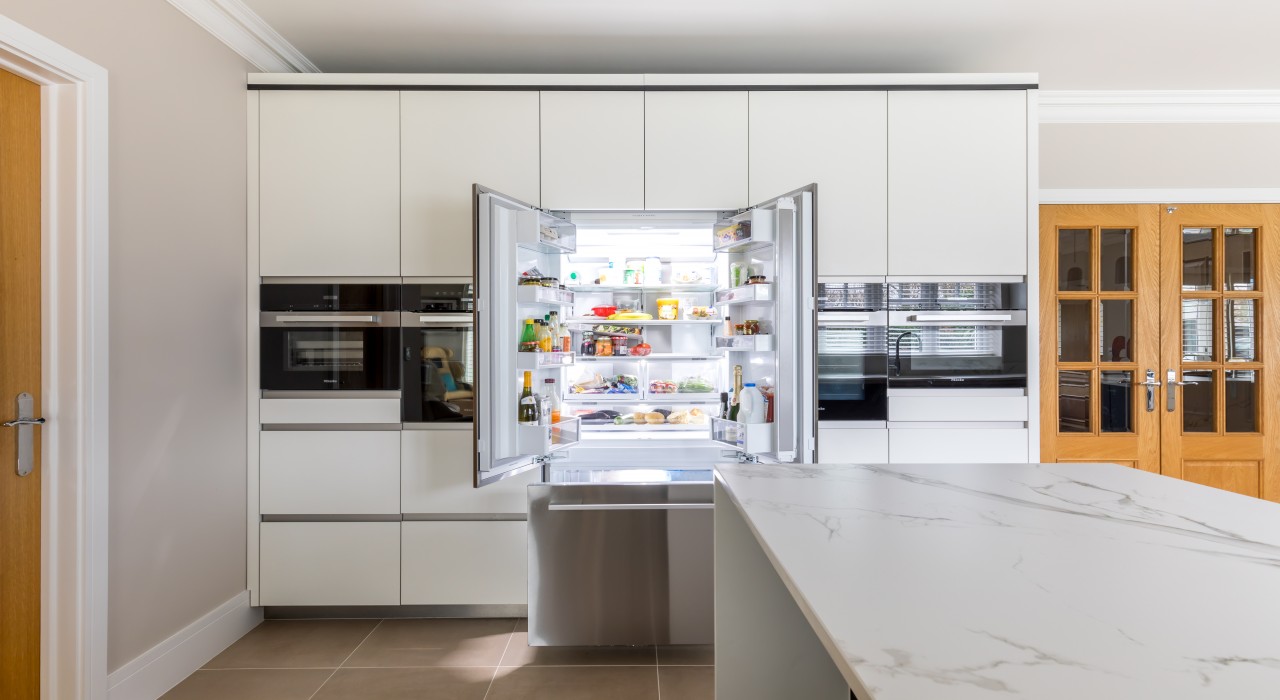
[
  {"x1": 889, "y1": 428, "x2": 1029, "y2": 464},
  {"x1": 260, "y1": 397, "x2": 400, "y2": 425},
  {"x1": 817, "y1": 427, "x2": 889, "y2": 463},
  {"x1": 402, "y1": 429, "x2": 534, "y2": 515},
  {"x1": 401, "y1": 521, "x2": 527, "y2": 605},
  {"x1": 888, "y1": 395, "x2": 1028, "y2": 423},
  {"x1": 261, "y1": 431, "x2": 400, "y2": 515},
  {"x1": 260, "y1": 522, "x2": 400, "y2": 606}
]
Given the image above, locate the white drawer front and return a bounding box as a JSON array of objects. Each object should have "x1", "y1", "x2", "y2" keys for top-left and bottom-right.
[
  {"x1": 260, "y1": 522, "x2": 399, "y2": 606},
  {"x1": 817, "y1": 428, "x2": 889, "y2": 463},
  {"x1": 260, "y1": 398, "x2": 400, "y2": 425},
  {"x1": 401, "y1": 521, "x2": 527, "y2": 605},
  {"x1": 889, "y1": 396, "x2": 1029, "y2": 423},
  {"x1": 890, "y1": 428, "x2": 1029, "y2": 464},
  {"x1": 261, "y1": 431, "x2": 400, "y2": 515},
  {"x1": 401, "y1": 430, "x2": 534, "y2": 515}
]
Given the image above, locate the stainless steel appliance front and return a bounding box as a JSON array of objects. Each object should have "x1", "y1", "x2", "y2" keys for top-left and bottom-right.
[{"x1": 527, "y1": 478, "x2": 713, "y2": 646}]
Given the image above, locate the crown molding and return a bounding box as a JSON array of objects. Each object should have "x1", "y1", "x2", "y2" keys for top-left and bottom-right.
[
  {"x1": 1039, "y1": 90, "x2": 1280, "y2": 124},
  {"x1": 167, "y1": 0, "x2": 319, "y2": 73}
]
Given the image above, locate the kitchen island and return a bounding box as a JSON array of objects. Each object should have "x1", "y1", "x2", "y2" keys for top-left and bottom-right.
[{"x1": 714, "y1": 462, "x2": 1280, "y2": 699}]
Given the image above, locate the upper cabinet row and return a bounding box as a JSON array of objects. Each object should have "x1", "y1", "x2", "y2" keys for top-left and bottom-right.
[{"x1": 257, "y1": 89, "x2": 1028, "y2": 278}]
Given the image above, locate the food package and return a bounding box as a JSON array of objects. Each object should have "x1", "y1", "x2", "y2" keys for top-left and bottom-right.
[
  {"x1": 676, "y1": 369, "x2": 716, "y2": 394},
  {"x1": 656, "y1": 298, "x2": 679, "y2": 320}
]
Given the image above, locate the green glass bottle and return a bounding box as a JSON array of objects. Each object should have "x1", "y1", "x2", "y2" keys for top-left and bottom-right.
[
  {"x1": 518, "y1": 371, "x2": 540, "y2": 424},
  {"x1": 519, "y1": 318, "x2": 537, "y2": 352}
]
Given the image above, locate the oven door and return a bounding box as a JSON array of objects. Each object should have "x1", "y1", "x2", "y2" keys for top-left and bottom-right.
[
  {"x1": 888, "y1": 311, "x2": 1028, "y2": 388},
  {"x1": 817, "y1": 311, "x2": 887, "y2": 421},
  {"x1": 260, "y1": 313, "x2": 400, "y2": 391},
  {"x1": 402, "y1": 313, "x2": 476, "y2": 424}
]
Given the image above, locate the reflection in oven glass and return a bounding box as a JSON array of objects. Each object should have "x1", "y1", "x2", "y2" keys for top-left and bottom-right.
[
  {"x1": 287, "y1": 330, "x2": 366, "y2": 371},
  {"x1": 408, "y1": 326, "x2": 475, "y2": 422}
]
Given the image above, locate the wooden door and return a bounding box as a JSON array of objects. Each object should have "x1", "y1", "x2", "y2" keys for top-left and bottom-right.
[
  {"x1": 1159, "y1": 204, "x2": 1280, "y2": 500},
  {"x1": 0, "y1": 68, "x2": 43, "y2": 700},
  {"x1": 1040, "y1": 205, "x2": 1162, "y2": 472}
]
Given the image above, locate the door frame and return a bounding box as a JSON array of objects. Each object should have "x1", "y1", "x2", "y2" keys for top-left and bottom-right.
[{"x1": 0, "y1": 16, "x2": 109, "y2": 700}]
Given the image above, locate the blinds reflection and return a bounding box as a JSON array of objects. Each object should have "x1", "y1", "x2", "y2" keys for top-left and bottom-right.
[
  {"x1": 1182, "y1": 299, "x2": 1214, "y2": 362},
  {"x1": 890, "y1": 326, "x2": 1001, "y2": 356}
]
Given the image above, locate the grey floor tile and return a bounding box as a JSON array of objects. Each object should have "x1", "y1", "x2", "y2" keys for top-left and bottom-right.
[
  {"x1": 500, "y1": 631, "x2": 656, "y2": 667},
  {"x1": 159, "y1": 669, "x2": 332, "y2": 700},
  {"x1": 203, "y1": 619, "x2": 380, "y2": 669},
  {"x1": 658, "y1": 666, "x2": 714, "y2": 700},
  {"x1": 343, "y1": 618, "x2": 517, "y2": 668},
  {"x1": 310, "y1": 667, "x2": 493, "y2": 700},
  {"x1": 486, "y1": 666, "x2": 659, "y2": 700},
  {"x1": 657, "y1": 644, "x2": 714, "y2": 666}
]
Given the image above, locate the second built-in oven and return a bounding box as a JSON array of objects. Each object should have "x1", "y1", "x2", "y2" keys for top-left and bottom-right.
[
  {"x1": 817, "y1": 281, "x2": 887, "y2": 421},
  {"x1": 401, "y1": 283, "x2": 476, "y2": 424}
]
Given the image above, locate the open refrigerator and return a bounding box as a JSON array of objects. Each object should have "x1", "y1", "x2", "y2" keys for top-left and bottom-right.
[{"x1": 473, "y1": 184, "x2": 816, "y2": 486}]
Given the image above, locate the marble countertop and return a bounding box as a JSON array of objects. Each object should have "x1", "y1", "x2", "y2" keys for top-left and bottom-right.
[{"x1": 714, "y1": 462, "x2": 1280, "y2": 699}]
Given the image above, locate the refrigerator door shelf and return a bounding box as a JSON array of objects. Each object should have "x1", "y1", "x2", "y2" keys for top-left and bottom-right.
[
  {"x1": 713, "y1": 208, "x2": 776, "y2": 254},
  {"x1": 715, "y1": 335, "x2": 775, "y2": 352},
  {"x1": 715, "y1": 283, "x2": 773, "y2": 305},
  {"x1": 516, "y1": 417, "x2": 581, "y2": 455},
  {"x1": 711, "y1": 418, "x2": 775, "y2": 454},
  {"x1": 516, "y1": 285, "x2": 575, "y2": 306},
  {"x1": 515, "y1": 351, "x2": 576, "y2": 370}
]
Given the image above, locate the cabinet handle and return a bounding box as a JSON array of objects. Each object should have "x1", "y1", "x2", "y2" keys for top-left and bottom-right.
[{"x1": 276, "y1": 315, "x2": 378, "y2": 323}]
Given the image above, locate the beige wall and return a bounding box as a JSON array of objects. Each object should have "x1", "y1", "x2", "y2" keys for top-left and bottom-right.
[
  {"x1": 0, "y1": 0, "x2": 252, "y2": 671},
  {"x1": 1042, "y1": 123, "x2": 1280, "y2": 190}
]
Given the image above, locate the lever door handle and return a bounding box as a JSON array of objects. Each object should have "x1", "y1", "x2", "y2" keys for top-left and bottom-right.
[
  {"x1": 6, "y1": 393, "x2": 43, "y2": 477},
  {"x1": 1138, "y1": 369, "x2": 1160, "y2": 412},
  {"x1": 1166, "y1": 369, "x2": 1189, "y2": 413}
]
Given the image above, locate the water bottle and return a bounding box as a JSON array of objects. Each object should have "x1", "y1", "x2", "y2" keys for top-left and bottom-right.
[{"x1": 738, "y1": 383, "x2": 767, "y2": 424}]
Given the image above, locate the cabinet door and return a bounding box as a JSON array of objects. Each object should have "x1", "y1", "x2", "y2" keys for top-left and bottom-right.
[
  {"x1": 887, "y1": 91, "x2": 1028, "y2": 276},
  {"x1": 817, "y1": 427, "x2": 889, "y2": 463},
  {"x1": 541, "y1": 92, "x2": 644, "y2": 210},
  {"x1": 401, "y1": 429, "x2": 536, "y2": 515},
  {"x1": 889, "y1": 428, "x2": 1029, "y2": 463},
  {"x1": 260, "y1": 522, "x2": 400, "y2": 606},
  {"x1": 750, "y1": 91, "x2": 888, "y2": 277},
  {"x1": 401, "y1": 92, "x2": 540, "y2": 277},
  {"x1": 261, "y1": 431, "x2": 400, "y2": 515},
  {"x1": 644, "y1": 92, "x2": 748, "y2": 210},
  {"x1": 259, "y1": 91, "x2": 401, "y2": 277},
  {"x1": 401, "y1": 521, "x2": 527, "y2": 605}
]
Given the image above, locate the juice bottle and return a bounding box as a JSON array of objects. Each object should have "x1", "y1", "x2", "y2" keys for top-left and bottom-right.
[
  {"x1": 544, "y1": 378, "x2": 561, "y2": 424},
  {"x1": 519, "y1": 319, "x2": 537, "y2": 352},
  {"x1": 537, "y1": 319, "x2": 553, "y2": 352}
]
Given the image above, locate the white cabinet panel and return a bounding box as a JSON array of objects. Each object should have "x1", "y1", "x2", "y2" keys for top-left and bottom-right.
[
  {"x1": 261, "y1": 431, "x2": 400, "y2": 515},
  {"x1": 889, "y1": 428, "x2": 1029, "y2": 464},
  {"x1": 260, "y1": 522, "x2": 399, "y2": 606},
  {"x1": 887, "y1": 91, "x2": 1028, "y2": 276},
  {"x1": 259, "y1": 398, "x2": 400, "y2": 425},
  {"x1": 401, "y1": 521, "x2": 527, "y2": 605},
  {"x1": 401, "y1": 92, "x2": 540, "y2": 277},
  {"x1": 750, "y1": 91, "x2": 888, "y2": 277},
  {"x1": 817, "y1": 427, "x2": 889, "y2": 463},
  {"x1": 259, "y1": 91, "x2": 400, "y2": 277},
  {"x1": 888, "y1": 396, "x2": 1029, "y2": 423},
  {"x1": 644, "y1": 92, "x2": 748, "y2": 210},
  {"x1": 541, "y1": 92, "x2": 644, "y2": 210},
  {"x1": 401, "y1": 429, "x2": 535, "y2": 515}
]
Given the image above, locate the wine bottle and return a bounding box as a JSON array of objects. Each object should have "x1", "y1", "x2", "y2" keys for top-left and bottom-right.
[
  {"x1": 728, "y1": 365, "x2": 744, "y2": 421},
  {"x1": 518, "y1": 371, "x2": 540, "y2": 424}
]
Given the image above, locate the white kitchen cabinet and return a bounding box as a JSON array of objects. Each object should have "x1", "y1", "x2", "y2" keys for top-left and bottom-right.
[
  {"x1": 887, "y1": 91, "x2": 1028, "y2": 276},
  {"x1": 260, "y1": 522, "x2": 400, "y2": 606},
  {"x1": 401, "y1": 92, "x2": 540, "y2": 277},
  {"x1": 817, "y1": 426, "x2": 889, "y2": 463},
  {"x1": 401, "y1": 521, "x2": 528, "y2": 605},
  {"x1": 750, "y1": 91, "x2": 888, "y2": 277},
  {"x1": 259, "y1": 91, "x2": 400, "y2": 277},
  {"x1": 541, "y1": 92, "x2": 645, "y2": 210},
  {"x1": 889, "y1": 427, "x2": 1029, "y2": 464},
  {"x1": 260, "y1": 431, "x2": 400, "y2": 515},
  {"x1": 259, "y1": 397, "x2": 400, "y2": 425},
  {"x1": 401, "y1": 429, "x2": 536, "y2": 515},
  {"x1": 888, "y1": 395, "x2": 1029, "y2": 423},
  {"x1": 644, "y1": 92, "x2": 748, "y2": 210}
]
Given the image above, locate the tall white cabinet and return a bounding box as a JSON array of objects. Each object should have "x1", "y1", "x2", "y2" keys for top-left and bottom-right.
[
  {"x1": 887, "y1": 90, "x2": 1029, "y2": 276},
  {"x1": 749, "y1": 91, "x2": 889, "y2": 277},
  {"x1": 644, "y1": 91, "x2": 749, "y2": 210},
  {"x1": 400, "y1": 91, "x2": 541, "y2": 277},
  {"x1": 258, "y1": 91, "x2": 401, "y2": 277},
  {"x1": 540, "y1": 91, "x2": 645, "y2": 210}
]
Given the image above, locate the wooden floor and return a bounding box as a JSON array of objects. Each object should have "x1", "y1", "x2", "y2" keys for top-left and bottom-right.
[{"x1": 161, "y1": 618, "x2": 713, "y2": 700}]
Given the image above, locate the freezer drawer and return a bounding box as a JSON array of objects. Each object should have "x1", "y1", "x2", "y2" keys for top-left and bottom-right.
[{"x1": 528, "y1": 482, "x2": 713, "y2": 646}]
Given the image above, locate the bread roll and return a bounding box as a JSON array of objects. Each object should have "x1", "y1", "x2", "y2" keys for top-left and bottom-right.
[{"x1": 645, "y1": 412, "x2": 665, "y2": 424}]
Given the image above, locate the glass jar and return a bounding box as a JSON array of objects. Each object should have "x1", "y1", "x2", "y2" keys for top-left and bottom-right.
[
  {"x1": 734, "y1": 323, "x2": 745, "y2": 336},
  {"x1": 580, "y1": 331, "x2": 596, "y2": 356},
  {"x1": 743, "y1": 320, "x2": 759, "y2": 335},
  {"x1": 596, "y1": 335, "x2": 613, "y2": 357},
  {"x1": 747, "y1": 275, "x2": 767, "y2": 285},
  {"x1": 613, "y1": 335, "x2": 628, "y2": 355}
]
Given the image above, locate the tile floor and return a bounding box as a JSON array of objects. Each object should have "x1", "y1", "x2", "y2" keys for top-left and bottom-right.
[{"x1": 162, "y1": 618, "x2": 714, "y2": 700}]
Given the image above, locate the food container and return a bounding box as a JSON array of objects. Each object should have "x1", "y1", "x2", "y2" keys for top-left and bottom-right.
[
  {"x1": 596, "y1": 336, "x2": 613, "y2": 357},
  {"x1": 591, "y1": 305, "x2": 618, "y2": 318},
  {"x1": 743, "y1": 319, "x2": 760, "y2": 335},
  {"x1": 649, "y1": 380, "x2": 677, "y2": 394},
  {"x1": 656, "y1": 298, "x2": 680, "y2": 320},
  {"x1": 734, "y1": 323, "x2": 745, "y2": 335},
  {"x1": 747, "y1": 275, "x2": 767, "y2": 285}
]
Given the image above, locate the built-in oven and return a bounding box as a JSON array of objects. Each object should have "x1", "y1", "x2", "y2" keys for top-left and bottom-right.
[
  {"x1": 401, "y1": 282, "x2": 475, "y2": 423},
  {"x1": 260, "y1": 283, "x2": 400, "y2": 392},
  {"x1": 816, "y1": 281, "x2": 887, "y2": 422},
  {"x1": 887, "y1": 281, "x2": 1028, "y2": 389}
]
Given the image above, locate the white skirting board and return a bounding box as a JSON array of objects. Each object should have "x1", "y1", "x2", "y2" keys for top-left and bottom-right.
[{"x1": 106, "y1": 591, "x2": 262, "y2": 700}]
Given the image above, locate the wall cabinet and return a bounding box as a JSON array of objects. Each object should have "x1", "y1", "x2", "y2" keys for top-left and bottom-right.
[
  {"x1": 401, "y1": 429, "x2": 535, "y2": 515},
  {"x1": 750, "y1": 91, "x2": 888, "y2": 277},
  {"x1": 401, "y1": 92, "x2": 540, "y2": 277},
  {"x1": 541, "y1": 92, "x2": 645, "y2": 210},
  {"x1": 259, "y1": 90, "x2": 401, "y2": 277},
  {"x1": 644, "y1": 92, "x2": 748, "y2": 210},
  {"x1": 401, "y1": 521, "x2": 527, "y2": 605},
  {"x1": 887, "y1": 91, "x2": 1028, "y2": 276},
  {"x1": 260, "y1": 522, "x2": 400, "y2": 606}
]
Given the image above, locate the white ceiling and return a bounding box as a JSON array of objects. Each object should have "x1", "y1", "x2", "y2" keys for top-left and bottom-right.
[{"x1": 241, "y1": 0, "x2": 1280, "y2": 89}]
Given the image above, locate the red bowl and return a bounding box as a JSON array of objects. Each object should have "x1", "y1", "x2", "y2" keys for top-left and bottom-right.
[{"x1": 591, "y1": 305, "x2": 618, "y2": 317}]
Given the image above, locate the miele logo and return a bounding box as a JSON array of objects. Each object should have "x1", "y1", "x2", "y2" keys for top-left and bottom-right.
[
  {"x1": 323, "y1": 379, "x2": 338, "y2": 384},
  {"x1": 322, "y1": 295, "x2": 338, "y2": 300}
]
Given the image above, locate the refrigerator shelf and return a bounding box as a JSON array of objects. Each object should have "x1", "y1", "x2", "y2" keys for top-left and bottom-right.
[
  {"x1": 582, "y1": 423, "x2": 710, "y2": 433},
  {"x1": 715, "y1": 283, "x2": 773, "y2": 305},
  {"x1": 516, "y1": 285, "x2": 575, "y2": 305},
  {"x1": 515, "y1": 351, "x2": 575, "y2": 369},
  {"x1": 577, "y1": 353, "x2": 720, "y2": 362},
  {"x1": 567, "y1": 318, "x2": 722, "y2": 327},
  {"x1": 568, "y1": 284, "x2": 719, "y2": 293},
  {"x1": 715, "y1": 335, "x2": 775, "y2": 352}
]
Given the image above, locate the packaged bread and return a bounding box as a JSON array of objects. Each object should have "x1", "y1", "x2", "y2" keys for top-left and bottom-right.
[
  {"x1": 687, "y1": 408, "x2": 707, "y2": 424},
  {"x1": 645, "y1": 412, "x2": 666, "y2": 424}
]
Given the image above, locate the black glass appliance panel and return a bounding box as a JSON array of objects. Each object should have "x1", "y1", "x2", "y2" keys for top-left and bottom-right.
[
  {"x1": 816, "y1": 283, "x2": 889, "y2": 422},
  {"x1": 888, "y1": 325, "x2": 1028, "y2": 389},
  {"x1": 260, "y1": 326, "x2": 399, "y2": 391},
  {"x1": 888, "y1": 282, "x2": 1027, "y2": 311},
  {"x1": 403, "y1": 320, "x2": 475, "y2": 423},
  {"x1": 403, "y1": 283, "x2": 474, "y2": 313},
  {"x1": 261, "y1": 283, "x2": 399, "y2": 312}
]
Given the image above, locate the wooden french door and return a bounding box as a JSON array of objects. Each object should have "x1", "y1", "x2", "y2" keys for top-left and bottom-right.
[
  {"x1": 0, "y1": 68, "x2": 42, "y2": 699},
  {"x1": 1041, "y1": 203, "x2": 1280, "y2": 502}
]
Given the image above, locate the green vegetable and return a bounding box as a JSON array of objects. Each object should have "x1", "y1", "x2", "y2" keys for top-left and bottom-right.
[
  {"x1": 678, "y1": 377, "x2": 715, "y2": 393},
  {"x1": 614, "y1": 415, "x2": 635, "y2": 425}
]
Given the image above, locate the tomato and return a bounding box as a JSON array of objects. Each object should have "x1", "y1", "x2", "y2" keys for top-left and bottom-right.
[{"x1": 630, "y1": 343, "x2": 652, "y2": 356}]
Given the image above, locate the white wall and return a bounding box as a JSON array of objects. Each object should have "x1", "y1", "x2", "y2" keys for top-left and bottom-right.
[
  {"x1": 1042, "y1": 123, "x2": 1280, "y2": 189},
  {"x1": 0, "y1": 1, "x2": 252, "y2": 672}
]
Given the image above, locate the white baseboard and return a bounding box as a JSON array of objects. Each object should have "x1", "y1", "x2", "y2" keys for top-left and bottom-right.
[{"x1": 106, "y1": 591, "x2": 262, "y2": 700}]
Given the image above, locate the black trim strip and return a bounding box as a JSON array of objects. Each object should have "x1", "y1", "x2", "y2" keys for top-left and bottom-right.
[{"x1": 248, "y1": 83, "x2": 1038, "y2": 92}]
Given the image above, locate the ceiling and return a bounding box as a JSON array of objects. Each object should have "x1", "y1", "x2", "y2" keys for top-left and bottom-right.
[{"x1": 240, "y1": 0, "x2": 1280, "y2": 89}]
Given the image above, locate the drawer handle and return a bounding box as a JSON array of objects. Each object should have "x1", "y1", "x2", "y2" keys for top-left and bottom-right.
[{"x1": 547, "y1": 503, "x2": 713, "y2": 511}]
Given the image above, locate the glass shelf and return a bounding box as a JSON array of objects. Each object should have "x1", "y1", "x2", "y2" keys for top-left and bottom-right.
[
  {"x1": 517, "y1": 285, "x2": 575, "y2": 305},
  {"x1": 567, "y1": 284, "x2": 719, "y2": 294},
  {"x1": 715, "y1": 335, "x2": 775, "y2": 352},
  {"x1": 567, "y1": 318, "x2": 722, "y2": 327}
]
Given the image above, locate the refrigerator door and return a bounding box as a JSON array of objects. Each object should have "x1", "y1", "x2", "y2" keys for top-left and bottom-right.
[{"x1": 474, "y1": 185, "x2": 579, "y2": 486}]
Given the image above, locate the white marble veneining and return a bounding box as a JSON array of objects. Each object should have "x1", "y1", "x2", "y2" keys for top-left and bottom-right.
[{"x1": 714, "y1": 462, "x2": 1280, "y2": 699}]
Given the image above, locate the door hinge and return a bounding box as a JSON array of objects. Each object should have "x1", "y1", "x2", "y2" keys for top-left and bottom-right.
[{"x1": 476, "y1": 439, "x2": 485, "y2": 454}]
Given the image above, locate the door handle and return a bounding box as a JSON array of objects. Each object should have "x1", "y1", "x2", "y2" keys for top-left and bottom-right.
[
  {"x1": 1166, "y1": 369, "x2": 1189, "y2": 413},
  {"x1": 3, "y1": 393, "x2": 45, "y2": 477},
  {"x1": 1137, "y1": 369, "x2": 1161, "y2": 412}
]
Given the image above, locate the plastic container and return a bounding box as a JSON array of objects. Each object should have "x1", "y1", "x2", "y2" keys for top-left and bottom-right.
[
  {"x1": 738, "y1": 384, "x2": 767, "y2": 424},
  {"x1": 656, "y1": 298, "x2": 680, "y2": 320}
]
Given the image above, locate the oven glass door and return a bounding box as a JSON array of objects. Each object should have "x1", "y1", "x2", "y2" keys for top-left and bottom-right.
[
  {"x1": 403, "y1": 315, "x2": 476, "y2": 423},
  {"x1": 261, "y1": 323, "x2": 400, "y2": 391},
  {"x1": 817, "y1": 313, "x2": 887, "y2": 421},
  {"x1": 888, "y1": 322, "x2": 1028, "y2": 388}
]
